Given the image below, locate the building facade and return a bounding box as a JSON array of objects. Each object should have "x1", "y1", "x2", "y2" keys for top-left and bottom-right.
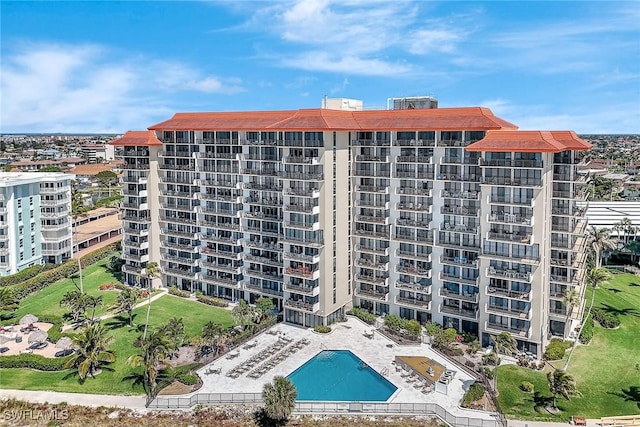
[
  {"x1": 112, "y1": 100, "x2": 591, "y2": 356},
  {"x1": 0, "y1": 172, "x2": 74, "y2": 274}
]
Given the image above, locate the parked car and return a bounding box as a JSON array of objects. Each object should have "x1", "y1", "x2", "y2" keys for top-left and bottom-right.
[
  {"x1": 54, "y1": 349, "x2": 74, "y2": 357},
  {"x1": 0, "y1": 347, "x2": 9, "y2": 353},
  {"x1": 27, "y1": 342, "x2": 48, "y2": 350}
]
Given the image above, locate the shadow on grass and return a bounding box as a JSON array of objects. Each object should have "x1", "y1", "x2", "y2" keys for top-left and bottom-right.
[
  {"x1": 599, "y1": 303, "x2": 640, "y2": 317},
  {"x1": 607, "y1": 287, "x2": 624, "y2": 294},
  {"x1": 253, "y1": 408, "x2": 288, "y2": 427},
  {"x1": 62, "y1": 364, "x2": 116, "y2": 384},
  {"x1": 608, "y1": 385, "x2": 640, "y2": 409},
  {"x1": 628, "y1": 282, "x2": 640, "y2": 287},
  {"x1": 529, "y1": 391, "x2": 556, "y2": 414},
  {"x1": 104, "y1": 314, "x2": 138, "y2": 330}
]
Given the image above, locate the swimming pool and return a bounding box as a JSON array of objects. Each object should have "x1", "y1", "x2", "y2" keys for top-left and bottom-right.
[{"x1": 287, "y1": 350, "x2": 397, "y2": 401}]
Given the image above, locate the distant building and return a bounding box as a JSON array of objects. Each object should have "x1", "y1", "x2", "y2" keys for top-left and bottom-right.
[
  {"x1": 9, "y1": 157, "x2": 87, "y2": 172},
  {"x1": 0, "y1": 172, "x2": 74, "y2": 275},
  {"x1": 81, "y1": 144, "x2": 116, "y2": 162},
  {"x1": 72, "y1": 161, "x2": 123, "y2": 182}
]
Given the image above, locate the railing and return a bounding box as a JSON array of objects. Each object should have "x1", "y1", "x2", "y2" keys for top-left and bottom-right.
[{"x1": 147, "y1": 395, "x2": 504, "y2": 426}]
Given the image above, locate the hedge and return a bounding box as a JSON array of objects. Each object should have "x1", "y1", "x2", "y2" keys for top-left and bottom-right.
[
  {"x1": 176, "y1": 373, "x2": 198, "y2": 386},
  {"x1": 383, "y1": 314, "x2": 422, "y2": 337},
  {"x1": 313, "y1": 325, "x2": 331, "y2": 333},
  {"x1": 346, "y1": 307, "x2": 376, "y2": 325},
  {"x1": 8, "y1": 243, "x2": 119, "y2": 300},
  {"x1": 168, "y1": 287, "x2": 191, "y2": 298},
  {"x1": 591, "y1": 307, "x2": 621, "y2": 328},
  {"x1": 543, "y1": 338, "x2": 569, "y2": 361},
  {"x1": 579, "y1": 314, "x2": 594, "y2": 344},
  {"x1": 0, "y1": 353, "x2": 72, "y2": 371},
  {"x1": 520, "y1": 381, "x2": 535, "y2": 392},
  {"x1": 0, "y1": 263, "x2": 57, "y2": 287},
  {"x1": 195, "y1": 293, "x2": 229, "y2": 308},
  {"x1": 36, "y1": 314, "x2": 69, "y2": 344}
]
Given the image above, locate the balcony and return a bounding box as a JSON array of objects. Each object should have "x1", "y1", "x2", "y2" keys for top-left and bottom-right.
[
  {"x1": 163, "y1": 267, "x2": 198, "y2": 280},
  {"x1": 244, "y1": 254, "x2": 281, "y2": 267},
  {"x1": 482, "y1": 177, "x2": 542, "y2": 187},
  {"x1": 161, "y1": 240, "x2": 198, "y2": 252},
  {"x1": 488, "y1": 195, "x2": 533, "y2": 206},
  {"x1": 480, "y1": 159, "x2": 543, "y2": 168},
  {"x1": 201, "y1": 274, "x2": 241, "y2": 288},
  {"x1": 356, "y1": 273, "x2": 388, "y2": 285},
  {"x1": 244, "y1": 269, "x2": 284, "y2": 282},
  {"x1": 122, "y1": 163, "x2": 150, "y2": 170},
  {"x1": 396, "y1": 249, "x2": 431, "y2": 261},
  {"x1": 245, "y1": 240, "x2": 282, "y2": 252},
  {"x1": 283, "y1": 251, "x2": 320, "y2": 264},
  {"x1": 285, "y1": 266, "x2": 318, "y2": 280},
  {"x1": 355, "y1": 287, "x2": 389, "y2": 301},
  {"x1": 441, "y1": 190, "x2": 479, "y2": 200},
  {"x1": 486, "y1": 304, "x2": 530, "y2": 320},
  {"x1": 245, "y1": 197, "x2": 281, "y2": 206},
  {"x1": 396, "y1": 265, "x2": 431, "y2": 277},
  {"x1": 355, "y1": 244, "x2": 388, "y2": 255},
  {"x1": 397, "y1": 202, "x2": 430, "y2": 212},
  {"x1": 487, "y1": 267, "x2": 532, "y2": 282},
  {"x1": 487, "y1": 231, "x2": 532, "y2": 244},
  {"x1": 438, "y1": 139, "x2": 465, "y2": 147},
  {"x1": 204, "y1": 180, "x2": 240, "y2": 189},
  {"x1": 355, "y1": 257, "x2": 387, "y2": 271},
  {"x1": 396, "y1": 218, "x2": 431, "y2": 229},
  {"x1": 355, "y1": 155, "x2": 389, "y2": 163},
  {"x1": 396, "y1": 187, "x2": 432, "y2": 196},
  {"x1": 488, "y1": 213, "x2": 532, "y2": 225},
  {"x1": 441, "y1": 206, "x2": 479, "y2": 216},
  {"x1": 284, "y1": 187, "x2": 320, "y2": 198},
  {"x1": 243, "y1": 281, "x2": 284, "y2": 297},
  {"x1": 122, "y1": 252, "x2": 149, "y2": 263},
  {"x1": 441, "y1": 223, "x2": 478, "y2": 234},
  {"x1": 483, "y1": 250, "x2": 540, "y2": 263},
  {"x1": 396, "y1": 155, "x2": 432, "y2": 164},
  {"x1": 438, "y1": 288, "x2": 479, "y2": 303},
  {"x1": 124, "y1": 226, "x2": 149, "y2": 236},
  {"x1": 439, "y1": 304, "x2": 478, "y2": 320},
  {"x1": 277, "y1": 171, "x2": 323, "y2": 181},
  {"x1": 487, "y1": 286, "x2": 531, "y2": 301},
  {"x1": 284, "y1": 282, "x2": 319, "y2": 296},
  {"x1": 485, "y1": 322, "x2": 530, "y2": 338},
  {"x1": 355, "y1": 199, "x2": 388, "y2": 209},
  {"x1": 395, "y1": 296, "x2": 431, "y2": 309},
  {"x1": 198, "y1": 152, "x2": 237, "y2": 159},
  {"x1": 439, "y1": 272, "x2": 478, "y2": 286},
  {"x1": 353, "y1": 229, "x2": 389, "y2": 239},
  {"x1": 162, "y1": 253, "x2": 198, "y2": 266},
  {"x1": 440, "y1": 256, "x2": 477, "y2": 267},
  {"x1": 122, "y1": 264, "x2": 143, "y2": 275},
  {"x1": 394, "y1": 280, "x2": 431, "y2": 293},
  {"x1": 280, "y1": 236, "x2": 323, "y2": 248},
  {"x1": 395, "y1": 139, "x2": 435, "y2": 147},
  {"x1": 203, "y1": 248, "x2": 243, "y2": 260},
  {"x1": 284, "y1": 203, "x2": 317, "y2": 214},
  {"x1": 356, "y1": 214, "x2": 388, "y2": 225},
  {"x1": 159, "y1": 150, "x2": 194, "y2": 158},
  {"x1": 284, "y1": 299, "x2": 320, "y2": 312}
]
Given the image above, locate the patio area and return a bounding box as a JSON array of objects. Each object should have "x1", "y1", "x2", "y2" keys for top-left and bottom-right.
[
  {"x1": 186, "y1": 316, "x2": 494, "y2": 421},
  {"x1": 0, "y1": 322, "x2": 57, "y2": 357}
]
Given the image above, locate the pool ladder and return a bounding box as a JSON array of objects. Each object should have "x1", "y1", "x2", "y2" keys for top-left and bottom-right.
[{"x1": 381, "y1": 367, "x2": 389, "y2": 377}]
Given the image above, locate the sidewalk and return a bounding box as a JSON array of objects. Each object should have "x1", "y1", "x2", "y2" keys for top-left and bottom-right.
[
  {"x1": 1, "y1": 389, "x2": 148, "y2": 410},
  {"x1": 507, "y1": 419, "x2": 600, "y2": 427}
]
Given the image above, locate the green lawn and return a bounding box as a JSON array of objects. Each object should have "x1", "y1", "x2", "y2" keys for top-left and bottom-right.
[
  {"x1": 10, "y1": 258, "x2": 121, "y2": 321},
  {"x1": 0, "y1": 294, "x2": 235, "y2": 395},
  {"x1": 498, "y1": 271, "x2": 640, "y2": 421}
]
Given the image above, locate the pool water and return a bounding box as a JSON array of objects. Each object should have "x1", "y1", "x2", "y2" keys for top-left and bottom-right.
[{"x1": 287, "y1": 350, "x2": 397, "y2": 401}]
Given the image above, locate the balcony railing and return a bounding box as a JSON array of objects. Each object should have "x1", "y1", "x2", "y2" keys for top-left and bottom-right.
[
  {"x1": 284, "y1": 299, "x2": 319, "y2": 312},
  {"x1": 394, "y1": 281, "x2": 430, "y2": 293},
  {"x1": 440, "y1": 305, "x2": 478, "y2": 319},
  {"x1": 439, "y1": 288, "x2": 479, "y2": 303},
  {"x1": 395, "y1": 296, "x2": 431, "y2": 309},
  {"x1": 486, "y1": 322, "x2": 529, "y2": 337},
  {"x1": 284, "y1": 282, "x2": 318, "y2": 296},
  {"x1": 356, "y1": 288, "x2": 389, "y2": 301},
  {"x1": 355, "y1": 274, "x2": 388, "y2": 285},
  {"x1": 487, "y1": 287, "x2": 531, "y2": 300},
  {"x1": 441, "y1": 190, "x2": 479, "y2": 200}
]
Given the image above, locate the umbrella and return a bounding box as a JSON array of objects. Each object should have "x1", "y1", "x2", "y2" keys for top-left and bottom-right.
[
  {"x1": 19, "y1": 314, "x2": 39, "y2": 325},
  {"x1": 28, "y1": 330, "x2": 47, "y2": 344},
  {"x1": 55, "y1": 337, "x2": 73, "y2": 350}
]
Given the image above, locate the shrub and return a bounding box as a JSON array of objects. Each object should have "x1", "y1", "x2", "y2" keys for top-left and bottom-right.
[
  {"x1": 461, "y1": 331, "x2": 478, "y2": 343},
  {"x1": 168, "y1": 286, "x2": 190, "y2": 298},
  {"x1": 37, "y1": 314, "x2": 67, "y2": 343},
  {"x1": 465, "y1": 360, "x2": 476, "y2": 369},
  {"x1": 482, "y1": 353, "x2": 500, "y2": 366},
  {"x1": 466, "y1": 339, "x2": 481, "y2": 355},
  {"x1": 0, "y1": 353, "x2": 72, "y2": 371},
  {"x1": 346, "y1": 307, "x2": 376, "y2": 325},
  {"x1": 520, "y1": 381, "x2": 535, "y2": 392},
  {"x1": 462, "y1": 383, "x2": 485, "y2": 407},
  {"x1": 404, "y1": 319, "x2": 422, "y2": 337},
  {"x1": 592, "y1": 307, "x2": 621, "y2": 328},
  {"x1": 314, "y1": 325, "x2": 331, "y2": 334},
  {"x1": 579, "y1": 315, "x2": 594, "y2": 344},
  {"x1": 477, "y1": 366, "x2": 495, "y2": 379},
  {"x1": 425, "y1": 322, "x2": 443, "y2": 337},
  {"x1": 176, "y1": 373, "x2": 198, "y2": 386},
  {"x1": 383, "y1": 314, "x2": 404, "y2": 332},
  {"x1": 196, "y1": 294, "x2": 229, "y2": 308},
  {"x1": 0, "y1": 263, "x2": 56, "y2": 288},
  {"x1": 99, "y1": 283, "x2": 115, "y2": 291},
  {"x1": 543, "y1": 338, "x2": 569, "y2": 361}
]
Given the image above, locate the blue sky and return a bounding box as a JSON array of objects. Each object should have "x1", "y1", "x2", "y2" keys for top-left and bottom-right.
[{"x1": 1, "y1": 1, "x2": 639, "y2": 134}]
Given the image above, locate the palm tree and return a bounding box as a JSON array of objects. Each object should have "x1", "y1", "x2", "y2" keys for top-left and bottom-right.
[
  {"x1": 587, "y1": 226, "x2": 618, "y2": 268},
  {"x1": 262, "y1": 376, "x2": 297, "y2": 422},
  {"x1": 232, "y1": 299, "x2": 253, "y2": 330},
  {"x1": 141, "y1": 261, "x2": 159, "y2": 340},
  {"x1": 200, "y1": 321, "x2": 225, "y2": 356},
  {"x1": 547, "y1": 369, "x2": 581, "y2": 410},
  {"x1": 564, "y1": 267, "x2": 612, "y2": 369},
  {"x1": 85, "y1": 295, "x2": 103, "y2": 322},
  {"x1": 113, "y1": 287, "x2": 139, "y2": 327},
  {"x1": 127, "y1": 329, "x2": 172, "y2": 398},
  {"x1": 160, "y1": 317, "x2": 185, "y2": 356},
  {"x1": 562, "y1": 289, "x2": 580, "y2": 326},
  {"x1": 490, "y1": 332, "x2": 517, "y2": 391},
  {"x1": 64, "y1": 322, "x2": 116, "y2": 382},
  {"x1": 71, "y1": 187, "x2": 88, "y2": 293},
  {"x1": 60, "y1": 290, "x2": 88, "y2": 324},
  {"x1": 255, "y1": 297, "x2": 275, "y2": 323}
]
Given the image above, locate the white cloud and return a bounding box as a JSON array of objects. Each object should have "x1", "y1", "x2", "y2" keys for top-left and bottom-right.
[
  {"x1": 282, "y1": 51, "x2": 413, "y2": 76},
  {"x1": 0, "y1": 43, "x2": 244, "y2": 133}
]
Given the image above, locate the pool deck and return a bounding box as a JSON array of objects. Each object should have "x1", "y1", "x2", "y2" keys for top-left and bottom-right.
[{"x1": 191, "y1": 317, "x2": 495, "y2": 420}]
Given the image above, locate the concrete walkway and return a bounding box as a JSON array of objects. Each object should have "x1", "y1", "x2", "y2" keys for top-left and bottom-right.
[
  {"x1": 1, "y1": 389, "x2": 148, "y2": 410},
  {"x1": 507, "y1": 419, "x2": 600, "y2": 427}
]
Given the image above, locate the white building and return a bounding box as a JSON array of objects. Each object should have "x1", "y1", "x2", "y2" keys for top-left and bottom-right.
[
  {"x1": 0, "y1": 172, "x2": 74, "y2": 275},
  {"x1": 112, "y1": 98, "x2": 591, "y2": 357}
]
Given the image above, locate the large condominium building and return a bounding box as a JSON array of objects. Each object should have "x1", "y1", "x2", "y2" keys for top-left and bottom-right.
[
  {"x1": 0, "y1": 172, "x2": 74, "y2": 275},
  {"x1": 113, "y1": 98, "x2": 591, "y2": 357}
]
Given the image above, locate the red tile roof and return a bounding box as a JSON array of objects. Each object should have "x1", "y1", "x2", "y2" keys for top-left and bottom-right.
[
  {"x1": 109, "y1": 130, "x2": 163, "y2": 147},
  {"x1": 147, "y1": 107, "x2": 518, "y2": 131},
  {"x1": 465, "y1": 130, "x2": 592, "y2": 153}
]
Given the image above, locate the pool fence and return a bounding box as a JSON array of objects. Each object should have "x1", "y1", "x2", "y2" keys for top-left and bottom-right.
[{"x1": 148, "y1": 393, "x2": 504, "y2": 427}]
